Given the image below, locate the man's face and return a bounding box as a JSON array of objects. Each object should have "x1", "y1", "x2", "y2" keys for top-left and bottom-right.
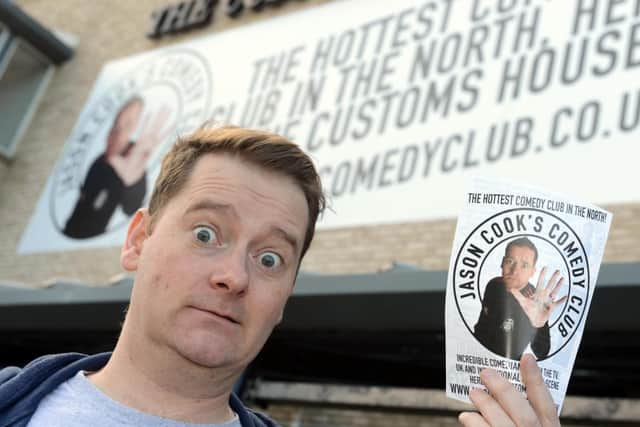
[
  {"x1": 106, "y1": 101, "x2": 142, "y2": 157},
  {"x1": 501, "y1": 245, "x2": 536, "y2": 290},
  {"x1": 123, "y1": 153, "x2": 308, "y2": 371}
]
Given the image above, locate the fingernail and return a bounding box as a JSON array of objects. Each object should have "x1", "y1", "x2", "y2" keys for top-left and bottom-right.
[
  {"x1": 469, "y1": 387, "x2": 486, "y2": 398},
  {"x1": 480, "y1": 368, "x2": 497, "y2": 381},
  {"x1": 458, "y1": 412, "x2": 470, "y2": 425},
  {"x1": 521, "y1": 353, "x2": 537, "y2": 370}
]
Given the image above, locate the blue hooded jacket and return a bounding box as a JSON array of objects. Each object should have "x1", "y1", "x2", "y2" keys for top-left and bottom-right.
[{"x1": 0, "y1": 353, "x2": 277, "y2": 427}]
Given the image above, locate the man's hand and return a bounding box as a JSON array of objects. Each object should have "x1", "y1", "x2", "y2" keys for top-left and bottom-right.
[
  {"x1": 108, "y1": 106, "x2": 174, "y2": 186},
  {"x1": 136, "y1": 105, "x2": 174, "y2": 153},
  {"x1": 459, "y1": 354, "x2": 561, "y2": 427},
  {"x1": 512, "y1": 267, "x2": 567, "y2": 328}
]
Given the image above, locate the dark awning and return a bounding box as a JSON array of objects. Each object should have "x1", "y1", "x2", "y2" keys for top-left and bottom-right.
[{"x1": 1, "y1": 263, "x2": 639, "y2": 398}]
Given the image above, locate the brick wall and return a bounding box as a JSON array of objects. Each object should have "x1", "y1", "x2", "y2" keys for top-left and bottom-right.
[{"x1": 303, "y1": 202, "x2": 640, "y2": 274}]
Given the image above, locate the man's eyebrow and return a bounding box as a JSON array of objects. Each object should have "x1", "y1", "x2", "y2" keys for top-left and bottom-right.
[
  {"x1": 183, "y1": 200, "x2": 233, "y2": 217},
  {"x1": 271, "y1": 226, "x2": 301, "y2": 255},
  {"x1": 183, "y1": 201, "x2": 301, "y2": 253}
]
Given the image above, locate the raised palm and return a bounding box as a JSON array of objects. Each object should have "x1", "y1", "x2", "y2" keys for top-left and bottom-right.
[
  {"x1": 109, "y1": 106, "x2": 174, "y2": 186},
  {"x1": 512, "y1": 267, "x2": 567, "y2": 328}
]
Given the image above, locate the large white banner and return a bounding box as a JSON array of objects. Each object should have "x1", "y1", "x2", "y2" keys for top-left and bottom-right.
[{"x1": 20, "y1": 0, "x2": 640, "y2": 253}]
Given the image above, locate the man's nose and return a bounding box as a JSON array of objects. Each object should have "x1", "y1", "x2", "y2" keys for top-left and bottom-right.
[{"x1": 208, "y1": 248, "x2": 250, "y2": 296}]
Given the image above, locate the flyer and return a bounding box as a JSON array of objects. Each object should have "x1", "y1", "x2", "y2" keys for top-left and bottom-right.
[{"x1": 445, "y1": 177, "x2": 612, "y2": 412}]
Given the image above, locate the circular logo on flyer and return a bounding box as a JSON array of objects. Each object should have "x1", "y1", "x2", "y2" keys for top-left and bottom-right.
[
  {"x1": 50, "y1": 49, "x2": 212, "y2": 239},
  {"x1": 452, "y1": 208, "x2": 590, "y2": 360}
]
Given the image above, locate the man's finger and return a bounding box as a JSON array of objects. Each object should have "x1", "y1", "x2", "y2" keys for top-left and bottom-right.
[
  {"x1": 511, "y1": 289, "x2": 526, "y2": 304},
  {"x1": 520, "y1": 354, "x2": 561, "y2": 427},
  {"x1": 468, "y1": 387, "x2": 516, "y2": 427},
  {"x1": 160, "y1": 122, "x2": 177, "y2": 141},
  {"x1": 549, "y1": 276, "x2": 564, "y2": 298},
  {"x1": 536, "y1": 266, "x2": 548, "y2": 289},
  {"x1": 544, "y1": 270, "x2": 560, "y2": 292},
  {"x1": 551, "y1": 295, "x2": 568, "y2": 309},
  {"x1": 153, "y1": 108, "x2": 171, "y2": 129},
  {"x1": 150, "y1": 108, "x2": 174, "y2": 142},
  {"x1": 479, "y1": 368, "x2": 541, "y2": 427},
  {"x1": 458, "y1": 410, "x2": 491, "y2": 427}
]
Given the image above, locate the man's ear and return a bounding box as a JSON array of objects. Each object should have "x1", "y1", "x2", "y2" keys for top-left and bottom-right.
[{"x1": 121, "y1": 208, "x2": 151, "y2": 272}]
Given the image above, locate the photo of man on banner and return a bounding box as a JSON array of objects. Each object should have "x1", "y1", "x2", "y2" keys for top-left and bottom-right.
[
  {"x1": 63, "y1": 97, "x2": 173, "y2": 239},
  {"x1": 474, "y1": 237, "x2": 568, "y2": 360}
]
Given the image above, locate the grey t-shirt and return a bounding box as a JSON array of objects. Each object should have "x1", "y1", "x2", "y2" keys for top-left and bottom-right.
[{"x1": 27, "y1": 371, "x2": 242, "y2": 427}]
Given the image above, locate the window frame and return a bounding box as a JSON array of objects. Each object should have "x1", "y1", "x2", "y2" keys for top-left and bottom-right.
[{"x1": 0, "y1": 26, "x2": 55, "y2": 160}]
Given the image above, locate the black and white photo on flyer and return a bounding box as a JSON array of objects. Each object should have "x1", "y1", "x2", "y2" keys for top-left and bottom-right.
[{"x1": 445, "y1": 177, "x2": 611, "y2": 412}]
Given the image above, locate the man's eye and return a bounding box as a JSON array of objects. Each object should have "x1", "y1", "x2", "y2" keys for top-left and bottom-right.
[
  {"x1": 258, "y1": 251, "x2": 282, "y2": 269},
  {"x1": 193, "y1": 226, "x2": 217, "y2": 244}
]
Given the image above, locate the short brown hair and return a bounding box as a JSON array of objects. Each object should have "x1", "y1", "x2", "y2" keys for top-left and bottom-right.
[{"x1": 148, "y1": 125, "x2": 325, "y2": 259}]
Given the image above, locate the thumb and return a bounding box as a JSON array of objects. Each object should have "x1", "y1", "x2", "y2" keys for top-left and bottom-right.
[{"x1": 511, "y1": 289, "x2": 527, "y2": 303}]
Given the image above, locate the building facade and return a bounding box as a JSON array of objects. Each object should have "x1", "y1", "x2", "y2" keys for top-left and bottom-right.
[{"x1": 1, "y1": 0, "x2": 639, "y2": 425}]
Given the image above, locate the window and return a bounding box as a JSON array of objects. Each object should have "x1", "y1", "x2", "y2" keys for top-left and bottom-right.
[{"x1": 0, "y1": 23, "x2": 55, "y2": 159}]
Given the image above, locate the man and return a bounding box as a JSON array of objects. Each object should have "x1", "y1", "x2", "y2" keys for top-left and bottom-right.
[
  {"x1": 63, "y1": 97, "x2": 172, "y2": 239},
  {"x1": 474, "y1": 237, "x2": 567, "y2": 360},
  {"x1": 0, "y1": 127, "x2": 561, "y2": 426}
]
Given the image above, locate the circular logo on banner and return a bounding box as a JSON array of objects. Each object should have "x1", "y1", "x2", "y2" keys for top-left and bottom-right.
[
  {"x1": 50, "y1": 49, "x2": 212, "y2": 239},
  {"x1": 453, "y1": 208, "x2": 590, "y2": 360}
]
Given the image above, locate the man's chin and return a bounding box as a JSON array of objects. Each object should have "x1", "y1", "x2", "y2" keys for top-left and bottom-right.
[
  {"x1": 168, "y1": 332, "x2": 238, "y2": 369},
  {"x1": 175, "y1": 344, "x2": 235, "y2": 369}
]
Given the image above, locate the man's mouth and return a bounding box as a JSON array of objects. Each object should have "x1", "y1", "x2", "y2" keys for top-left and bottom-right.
[
  {"x1": 191, "y1": 306, "x2": 240, "y2": 325},
  {"x1": 503, "y1": 276, "x2": 518, "y2": 285}
]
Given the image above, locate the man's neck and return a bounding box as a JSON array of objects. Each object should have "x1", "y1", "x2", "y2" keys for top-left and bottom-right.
[{"x1": 87, "y1": 327, "x2": 240, "y2": 424}]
